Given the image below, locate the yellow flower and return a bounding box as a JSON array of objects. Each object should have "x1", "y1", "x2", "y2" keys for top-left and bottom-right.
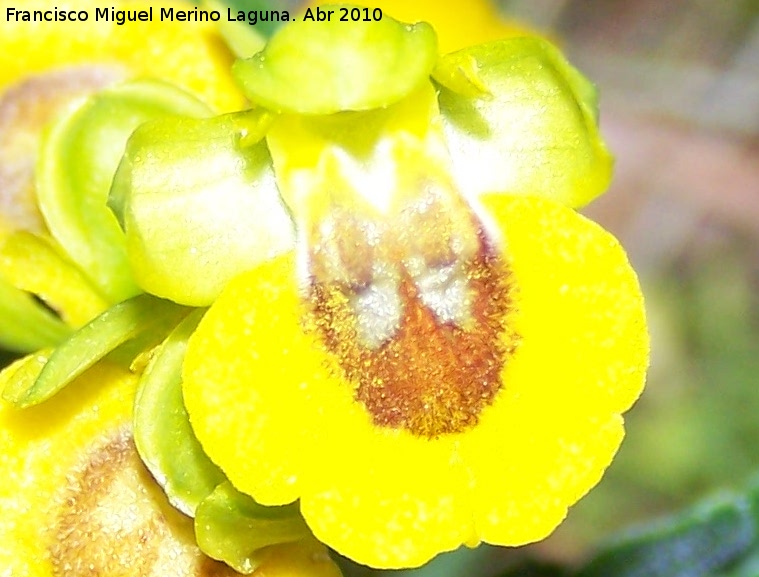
[
  {"x1": 183, "y1": 190, "x2": 648, "y2": 568},
  {"x1": 174, "y1": 9, "x2": 646, "y2": 569},
  {"x1": 0, "y1": 356, "x2": 342, "y2": 576},
  {"x1": 0, "y1": 5, "x2": 340, "y2": 575}
]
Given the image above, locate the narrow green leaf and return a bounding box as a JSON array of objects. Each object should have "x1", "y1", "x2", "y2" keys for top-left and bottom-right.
[
  {"x1": 0, "y1": 349, "x2": 50, "y2": 403},
  {"x1": 576, "y1": 494, "x2": 755, "y2": 577},
  {"x1": 195, "y1": 482, "x2": 310, "y2": 574},
  {"x1": 134, "y1": 309, "x2": 225, "y2": 517},
  {"x1": 3, "y1": 293, "x2": 187, "y2": 408}
]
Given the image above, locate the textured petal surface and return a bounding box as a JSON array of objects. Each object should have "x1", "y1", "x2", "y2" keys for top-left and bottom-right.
[
  {"x1": 0, "y1": 360, "x2": 137, "y2": 575},
  {"x1": 183, "y1": 255, "x2": 316, "y2": 505},
  {"x1": 183, "y1": 193, "x2": 648, "y2": 568},
  {"x1": 0, "y1": 356, "x2": 342, "y2": 576},
  {"x1": 461, "y1": 193, "x2": 648, "y2": 545},
  {"x1": 184, "y1": 256, "x2": 475, "y2": 568}
]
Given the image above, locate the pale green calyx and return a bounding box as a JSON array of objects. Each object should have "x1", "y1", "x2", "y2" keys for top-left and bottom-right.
[
  {"x1": 110, "y1": 110, "x2": 295, "y2": 307},
  {"x1": 36, "y1": 80, "x2": 211, "y2": 303},
  {"x1": 433, "y1": 36, "x2": 612, "y2": 208},
  {"x1": 233, "y1": 4, "x2": 438, "y2": 114}
]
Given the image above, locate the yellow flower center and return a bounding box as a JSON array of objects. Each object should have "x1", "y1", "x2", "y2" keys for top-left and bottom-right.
[{"x1": 304, "y1": 186, "x2": 518, "y2": 438}]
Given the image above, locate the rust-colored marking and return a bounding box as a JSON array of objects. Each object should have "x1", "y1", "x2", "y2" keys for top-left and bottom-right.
[{"x1": 309, "y1": 233, "x2": 518, "y2": 438}]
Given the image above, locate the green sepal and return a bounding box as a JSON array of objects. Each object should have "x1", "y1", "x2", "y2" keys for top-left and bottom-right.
[
  {"x1": 2, "y1": 293, "x2": 188, "y2": 408},
  {"x1": 111, "y1": 109, "x2": 294, "y2": 307},
  {"x1": 195, "y1": 481, "x2": 311, "y2": 574},
  {"x1": 266, "y1": 81, "x2": 447, "y2": 223},
  {"x1": 433, "y1": 37, "x2": 612, "y2": 208},
  {"x1": 233, "y1": 4, "x2": 438, "y2": 114},
  {"x1": 133, "y1": 309, "x2": 225, "y2": 517},
  {"x1": 36, "y1": 80, "x2": 212, "y2": 303},
  {"x1": 576, "y1": 493, "x2": 755, "y2": 577}
]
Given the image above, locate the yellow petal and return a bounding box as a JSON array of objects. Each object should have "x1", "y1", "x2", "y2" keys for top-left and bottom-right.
[
  {"x1": 0, "y1": 357, "x2": 340, "y2": 575},
  {"x1": 183, "y1": 256, "x2": 475, "y2": 568},
  {"x1": 183, "y1": 254, "x2": 314, "y2": 506},
  {"x1": 481, "y1": 193, "x2": 649, "y2": 416},
  {"x1": 183, "y1": 193, "x2": 648, "y2": 568},
  {"x1": 1, "y1": 0, "x2": 244, "y2": 113},
  {"x1": 459, "y1": 193, "x2": 648, "y2": 545}
]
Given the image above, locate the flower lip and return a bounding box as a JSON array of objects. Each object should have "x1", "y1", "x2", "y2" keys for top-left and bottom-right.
[{"x1": 307, "y1": 225, "x2": 518, "y2": 438}]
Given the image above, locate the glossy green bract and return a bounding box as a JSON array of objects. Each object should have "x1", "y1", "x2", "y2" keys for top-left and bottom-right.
[
  {"x1": 233, "y1": 4, "x2": 437, "y2": 114},
  {"x1": 434, "y1": 36, "x2": 612, "y2": 208},
  {"x1": 111, "y1": 110, "x2": 295, "y2": 307},
  {"x1": 195, "y1": 482, "x2": 311, "y2": 574},
  {"x1": 37, "y1": 80, "x2": 211, "y2": 303},
  {"x1": 134, "y1": 309, "x2": 225, "y2": 517},
  {"x1": 2, "y1": 293, "x2": 187, "y2": 408}
]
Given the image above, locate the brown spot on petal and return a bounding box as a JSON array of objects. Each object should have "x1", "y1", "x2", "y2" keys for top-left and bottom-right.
[
  {"x1": 50, "y1": 428, "x2": 243, "y2": 576},
  {"x1": 310, "y1": 231, "x2": 518, "y2": 438}
]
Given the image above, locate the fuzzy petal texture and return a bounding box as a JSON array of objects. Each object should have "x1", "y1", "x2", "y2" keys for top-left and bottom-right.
[{"x1": 183, "y1": 193, "x2": 648, "y2": 569}]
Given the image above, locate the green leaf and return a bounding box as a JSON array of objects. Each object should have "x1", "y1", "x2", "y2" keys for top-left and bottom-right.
[
  {"x1": 233, "y1": 4, "x2": 438, "y2": 114},
  {"x1": 195, "y1": 481, "x2": 310, "y2": 574},
  {"x1": 134, "y1": 309, "x2": 225, "y2": 517},
  {"x1": 111, "y1": 110, "x2": 294, "y2": 306},
  {"x1": 36, "y1": 80, "x2": 212, "y2": 303},
  {"x1": 2, "y1": 293, "x2": 187, "y2": 408},
  {"x1": 576, "y1": 494, "x2": 755, "y2": 577},
  {"x1": 434, "y1": 37, "x2": 612, "y2": 208}
]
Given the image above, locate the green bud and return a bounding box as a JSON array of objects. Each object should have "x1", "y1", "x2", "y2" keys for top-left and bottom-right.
[
  {"x1": 36, "y1": 80, "x2": 211, "y2": 303},
  {"x1": 233, "y1": 4, "x2": 438, "y2": 114},
  {"x1": 111, "y1": 110, "x2": 295, "y2": 307},
  {"x1": 434, "y1": 36, "x2": 612, "y2": 208}
]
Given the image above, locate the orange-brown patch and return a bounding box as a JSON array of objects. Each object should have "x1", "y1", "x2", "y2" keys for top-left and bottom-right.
[{"x1": 309, "y1": 234, "x2": 517, "y2": 438}]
